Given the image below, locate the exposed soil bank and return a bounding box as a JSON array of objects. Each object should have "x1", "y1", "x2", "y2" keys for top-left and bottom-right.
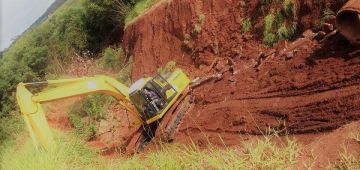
[{"x1": 123, "y1": 0, "x2": 359, "y2": 148}]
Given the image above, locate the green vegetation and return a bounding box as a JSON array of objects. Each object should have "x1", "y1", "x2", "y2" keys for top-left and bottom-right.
[
  {"x1": 262, "y1": 0, "x2": 298, "y2": 46},
  {"x1": 327, "y1": 132, "x2": 360, "y2": 169},
  {"x1": 125, "y1": 0, "x2": 163, "y2": 26},
  {"x1": 263, "y1": 14, "x2": 277, "y2": 45},
  {"x1": 277, "y1": 23, "x2": 297, "y2": 40},
  {"x1": 68, "y1": 94, "x2": 115, "y2": 139},
  {"x1": 315, "y1": 7, "x2": 335, "y2": 30},
  {"x1": 0, "y1": 0, "x2": 136, "y2": 144},
  {"x1": 333, "y1": 148, "x2": 360, "y2": 170},
  {"x1": 191, "y1": 14, "x2": 206, "y2": 36},
  {"x1": 260, "y1": 0, "x2": 272, "y2": 6},
  {"x1": 182, "y1": 14, "x2": 206, "y2": 50},
  {"x1": 283, "y1": 0, "x2": 295, "y2": 17},
  {"x1": 1, "y1": 131, "x2": 99, "y2": 170},
  {"x1": 241, "y1": 18, "x2": 251, "y2": 33},
  {"x1": 116, "y1": 56, "x2": 133, "y2": 86},
  {"x1": 99, "y1": 47, "x2": 126, "y2": 69},
  {"x1": 1, "y1": 133, "x2": 301, "y2": 169}
]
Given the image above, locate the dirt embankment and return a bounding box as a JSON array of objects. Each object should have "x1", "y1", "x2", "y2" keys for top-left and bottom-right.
[{"x1": 123, "y1": 0, "x2": 359, "y2": 148}]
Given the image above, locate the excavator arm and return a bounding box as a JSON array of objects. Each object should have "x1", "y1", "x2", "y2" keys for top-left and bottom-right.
[{"x1": 16, "y1": 75, "x2": 143, "y2": 151}]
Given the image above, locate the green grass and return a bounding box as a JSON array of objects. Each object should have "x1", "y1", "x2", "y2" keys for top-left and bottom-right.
[
  {"x1": 241, "y1": 18, "x2": 251, "y2": 33},
  {"x1": 315, "y1": 7, "x2": 335, "y2": 30},
  {"x1": 277, "y1": 23, "x2": 297, "y2": 40},
  {"x1": 1, "y1": 131, "x2": 100, "y2": 170},
  {"x1": 99, "y1": 47, "x2": 126, "y2": 69},
  {"x1": 263, "y1": 9, "x2": 297, "y2": 45},
  {"x1": 125, "y1": 0, "x2": 164, "y2": 26},
  {"x1": 0, "y1": 0, "x2": 133, "y2": 143},
  {"x1": 1, "y1": 133, "x2": 302, "y2": 169}
]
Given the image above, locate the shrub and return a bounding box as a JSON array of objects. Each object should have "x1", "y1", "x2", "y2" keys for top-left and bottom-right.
[
  {"x1": 263, "y1": 14, "x2": 278, "y2": 45},
  {"x1": 264, "y1": 14, "x2": 274, "y2": 33},
  {"x1": 191, "y1": 14, "x2": 206, "y2": 35},
  {"x1": 264, "y1": 33, "x2": 278, "y2": 46},
  {"x1": 0, "y1": 0, "x2": 138, "y2": 144},
  {"x1": 99, "y1": 47, "x2": 126, "y2": 69},
  {"x1": 283, "y1": 0, "x2": 295, "y2": 17},
  {"x1": 274, "y1": 10, "x2": 284, "y2": 28},
  {"x1": 82, "y1": 0, "x2": 135, "y2": 51},
  {"x1": 277, "y1": 23, "x2": 297, "y2": 40},
  {"x1": 68, "y1": 94, "x2": 114, "y2": 139},
  {"x1": 241, "y1": 18, "x2": 251, "y2": 33}
]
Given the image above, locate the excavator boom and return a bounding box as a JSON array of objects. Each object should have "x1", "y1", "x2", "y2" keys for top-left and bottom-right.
[{"x1": 17, "y1": 75, "x2": 142, "y2": 151}]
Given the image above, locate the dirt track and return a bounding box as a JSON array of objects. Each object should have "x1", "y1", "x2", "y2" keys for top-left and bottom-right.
[{"x1": 123, "y1": 0, "x2": 360, "y2": 147}]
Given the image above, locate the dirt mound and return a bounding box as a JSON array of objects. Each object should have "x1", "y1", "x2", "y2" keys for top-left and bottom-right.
[
  {"x1": 296, "y1": 120, "x2": 360, "y2": 169},
  {"x1": 123, "y1": 0, "x2": 359, "y2": 148}
]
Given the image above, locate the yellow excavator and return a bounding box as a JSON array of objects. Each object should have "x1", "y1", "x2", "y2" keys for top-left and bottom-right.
[{"x1": 16, "y1": 68, "x2": 190, "y2": 153}]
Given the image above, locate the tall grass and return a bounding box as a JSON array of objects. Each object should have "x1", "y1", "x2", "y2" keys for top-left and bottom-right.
[
  {"x1": 1, "y1": 131, "x2": 100, "y2": 170},
  {"x1": 1, "y1": 133, "x2": 302, "y2": 169}
]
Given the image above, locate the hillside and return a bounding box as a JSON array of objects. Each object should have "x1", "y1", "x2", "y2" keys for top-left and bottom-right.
[{"x1": 1, "y1": 0, "x2": 360, "y2": 169}]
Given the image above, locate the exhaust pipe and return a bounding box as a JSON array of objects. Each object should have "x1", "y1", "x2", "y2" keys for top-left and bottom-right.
[{"x1": 336, "y1": 0, "x2": 360, "y2": 45}]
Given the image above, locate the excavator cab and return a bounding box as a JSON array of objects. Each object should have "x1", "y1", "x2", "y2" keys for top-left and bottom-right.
[{"x1": 129, "y1": 74, "x2": 178, "y2": 121}]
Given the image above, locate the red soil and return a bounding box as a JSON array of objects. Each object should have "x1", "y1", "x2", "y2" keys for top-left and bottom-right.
[
  {"x1": 45, "y1": 0, "x2": 359, "y2": 166},
  {"x1": 122, "y1": 0, "x2": 360, "y2": 165}
]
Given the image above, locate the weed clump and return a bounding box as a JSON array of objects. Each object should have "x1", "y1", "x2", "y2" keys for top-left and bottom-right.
[
  {"x1": 283, "y1": 0, "x2": 295, "y2": 17},
  {"x1": 99, "y1": 47, "x2": 126, "y2": 69},
  {"x1": 68, "y1": 94, "x2": 114, "y2": 139},
  {"x1": 191, "y1": 14, "x2": 206, "y2": 35},
  {"x1": 241, "y1": 18, "x2": 251, "y2": 33},
  {"x1": 315, "y1": 7, "x2": 335, "y2": 30}
]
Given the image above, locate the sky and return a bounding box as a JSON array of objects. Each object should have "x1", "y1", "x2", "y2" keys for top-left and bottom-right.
[{"x1": 0, "y1": 0, "x2": 55, "y2": 51}]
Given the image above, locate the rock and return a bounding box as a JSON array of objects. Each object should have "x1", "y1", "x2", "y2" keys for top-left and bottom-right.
[
  {"x1": 99, "y1": 119, "x2": 110, "y2": 134},
  {"x1": 322, "y1": 23, "x2": 334, "y2": 33},
  {"x1": 320, "y1": 30, "x2": 338, "y2": 43},
  {"x1": 315, "y1": 31, "x2": 327, "y2": 40},
  {"x1": 302, "y1": 29, "x2": 317, "y2": 39},
  {"x1": 285, "y1": 51, "x2": 294, "y2": 60},
  {"x1": 228, "y1": 76, "x2": 236, "y2": 82}
]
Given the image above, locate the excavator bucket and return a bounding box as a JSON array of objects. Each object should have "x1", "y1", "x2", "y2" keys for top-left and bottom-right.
[{"x1": 336, "y1": 0, "x2": 360, "y2": 45}]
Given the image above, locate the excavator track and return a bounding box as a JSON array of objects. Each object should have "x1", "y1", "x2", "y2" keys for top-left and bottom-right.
[
  {"x1": 118, "y1": 89, "x2": 193, "y2": 154},
  {"x1": 154, "y1": 92, "x2": 193, "y2": 142}
]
